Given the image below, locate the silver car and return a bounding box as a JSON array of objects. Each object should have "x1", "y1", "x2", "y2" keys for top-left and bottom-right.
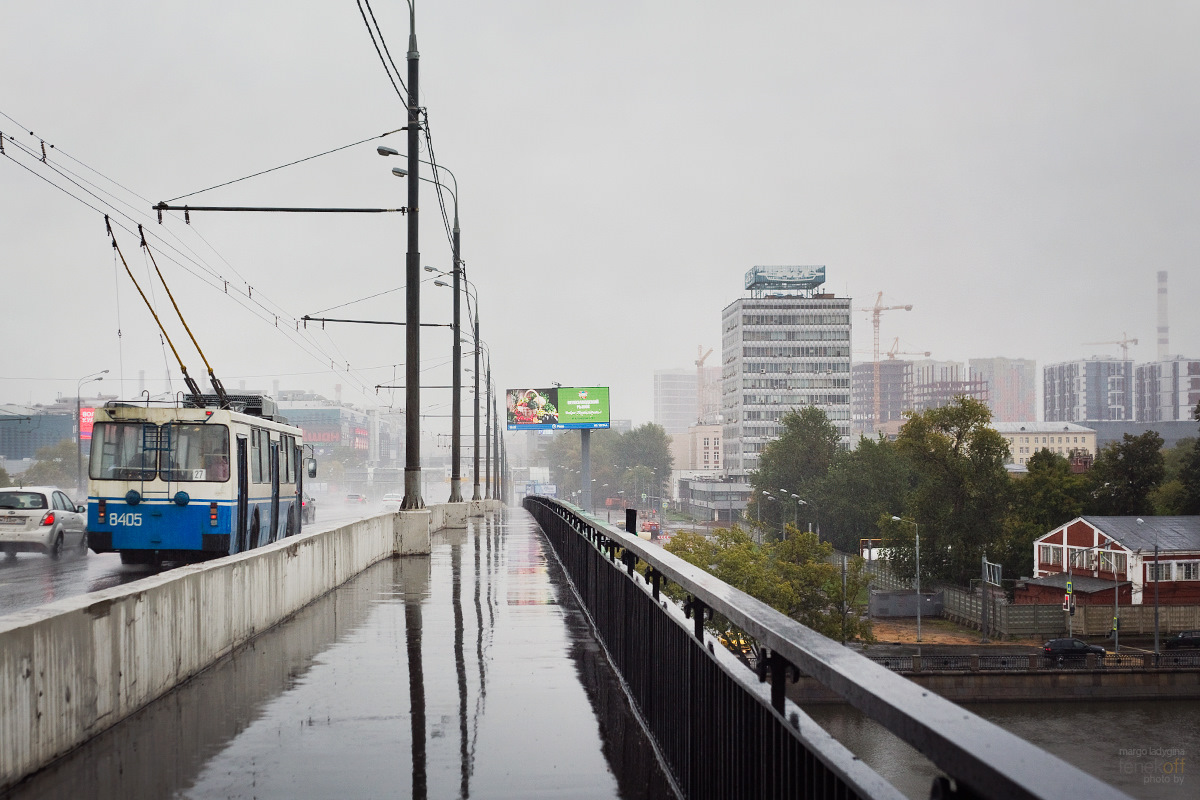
[{"x1": 0, "y1": 486, "x2": 89, "y2": 559}]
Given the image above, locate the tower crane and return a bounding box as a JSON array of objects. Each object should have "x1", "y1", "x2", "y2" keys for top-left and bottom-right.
[
  {"x1": 857, "y1": 292, "x2": 913, "y2": 427},
  {"x1": 1082, "y1": 333, "x2": 1138, "y2": 361},
  {"x1": 695, "y1": 345, "x2": 714, "y2": 423},
  {"x1": 885, "y1": 337, "x2": 931, "y2": 359}
]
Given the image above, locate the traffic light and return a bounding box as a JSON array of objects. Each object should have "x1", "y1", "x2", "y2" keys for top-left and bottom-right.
[
  {"x1": 1062, "y1": 594, "x2": 1070, "y2": 611},
  {"x1": 1070, "y1": 595, "x2": 1076, "y2": 616}
]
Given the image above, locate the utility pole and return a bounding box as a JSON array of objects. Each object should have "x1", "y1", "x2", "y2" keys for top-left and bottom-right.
[
  {"x1": 401, "y1": 4, "x2": 423, "y2": 509},
  {"x1": 472, "y1": 310, "x2": 481, "y2": 502},
  {"x1": 448, "y1": 204, "x2": 463, "y2": 502}
]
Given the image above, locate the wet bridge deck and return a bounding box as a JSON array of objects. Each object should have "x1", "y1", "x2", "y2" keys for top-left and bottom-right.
[{"x1": 8, "y1": 511, "x2": 671, "y2": 799}]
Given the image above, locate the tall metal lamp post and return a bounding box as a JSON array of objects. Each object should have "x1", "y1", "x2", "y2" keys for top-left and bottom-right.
[
  {"x1": 892, "y1": 516, "x2": 921, "y2": 644},
  {"x1": 76, "y1": 370, "x2": 108, "y2": 492},
  {"x1": 1139, "y1": 518, "x2": 1160, "y2": 659}
]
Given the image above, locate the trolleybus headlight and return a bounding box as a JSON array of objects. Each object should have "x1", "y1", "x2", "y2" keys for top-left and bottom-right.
[
  {"x1": 173, "y1": 491, "x2": 190, "y2": 506},
  {"x1": 125, "y1": 490, "x2": 141, "y2": 505}
]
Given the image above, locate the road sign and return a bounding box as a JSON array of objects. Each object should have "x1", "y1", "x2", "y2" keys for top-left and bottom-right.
[
  {"x1": 641, "y1": 493, "x2": 647, "y2": 501},
  {"x1": 661, "y1": 500, "x2": 668, "y2": 510},
  {"x1": 1065, "y1": 580, "x2": 1072, "y2": 595}
]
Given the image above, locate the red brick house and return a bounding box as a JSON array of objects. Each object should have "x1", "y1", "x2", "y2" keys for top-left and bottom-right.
[{"x1": 1025, "y1": 516, "x2": 1200, "y2": 606}]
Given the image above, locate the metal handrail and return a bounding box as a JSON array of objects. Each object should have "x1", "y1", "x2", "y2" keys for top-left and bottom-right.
[{"x1": 528, "y1": 497, "x2": 1131, "y2": 800}]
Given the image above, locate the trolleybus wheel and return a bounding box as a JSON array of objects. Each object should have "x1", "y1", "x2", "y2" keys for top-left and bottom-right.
[
  {"x1": 286, "y1": 507, "x2": 296, "y2": 538},
  {"x1": 249, "y1": 511, "x2": 260, "y2": 550}
]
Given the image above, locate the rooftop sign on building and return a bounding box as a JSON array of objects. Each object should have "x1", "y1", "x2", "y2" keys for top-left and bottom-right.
[{"x1": 744, "y1": 265, "x2": 826, "y2": 293}]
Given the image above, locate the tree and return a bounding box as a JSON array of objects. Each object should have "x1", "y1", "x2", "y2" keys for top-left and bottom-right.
[
  {"x1": 21, "y1": 439, "x2": 79, "y2": 490},
  {"x1": 814, "y1": 435, "x2": 912, "y2": 554},
  {"x1": 893, "y1": 397, "x2": 1011, "y2": 584},
  {"x1": 1085, "y1": 431, "x2": 1165, "y2": 516},
  {"x1": 0, "y1": 464, "x2": 10, "y2": 487},
  {"x1": 750, "y1": 406, "x2": 840, "y2": 534},
  {"x1": 1150, "y1": 436, "x2": 1196, "y2": 515},
  {"x1": 1177, "y1": 401, "x2": 1200, "y2": 514},
  {"x1": 997, "y1": 449, "x2": 1088, "y2": 581},
  {"x1": 665, "y1": 526, "x2": 873, "y2": 644}
]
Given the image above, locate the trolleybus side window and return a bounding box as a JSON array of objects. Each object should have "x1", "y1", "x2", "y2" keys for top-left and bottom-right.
[
  {"x1": 279, "y1": 434, "x2": 295, "y2": 484},
  {"x1": 90, "y1": 422, "x2": 158, "y2": 481},
  {"x1": 251, "y1": 428, "x2": 270, "y2": 484},
  {"x1": 163, "y1": 423, "x2": 230, "y2": 482}
]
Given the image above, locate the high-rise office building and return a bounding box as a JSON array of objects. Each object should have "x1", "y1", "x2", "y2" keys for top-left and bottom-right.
[
  {"x1": 653, "y1": 369, "x2": 697, "y2": 435},
  {"x1": 721, "y1": 266, "x2": 851, "y2": 478},
  {"x1": 969, "y1": 357, "x2": 1037, "y2": 423},
  {"x1": 1135, "y1": 357, "x2": 1200, "y2": 422},
  {"x1": 1044, "y1": 358, "x2": 1133, "y2": 422}
]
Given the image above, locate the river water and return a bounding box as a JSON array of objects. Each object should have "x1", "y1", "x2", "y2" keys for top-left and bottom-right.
[{"x1": 805, "y1": 699, "x2": 1198, "y2": 799}]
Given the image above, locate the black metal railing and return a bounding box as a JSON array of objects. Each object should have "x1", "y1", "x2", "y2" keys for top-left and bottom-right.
[{"x1": 524, "y1": 497, "x2": 1132, "y2": 800}]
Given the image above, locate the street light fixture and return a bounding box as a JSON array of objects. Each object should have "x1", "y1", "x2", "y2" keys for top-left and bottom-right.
[
  {"x1": 76, "y1": 370, "x2": 108, "y2": 492},
  {"x1": 891, "y1": 516, "x2": 921, "y2": 644}
]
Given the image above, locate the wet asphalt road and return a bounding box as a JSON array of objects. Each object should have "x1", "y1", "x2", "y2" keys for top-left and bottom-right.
[{"x1": 0, "y1": 498, "x2": 375, "y2": 617}]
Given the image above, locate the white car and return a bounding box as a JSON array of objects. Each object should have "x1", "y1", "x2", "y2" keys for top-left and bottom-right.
[
  {"x1": 381, "y1": 493, "x2": 404, "y2": 513},
  {"x1": 0, "y1": 486, "x2": 89, "y2": 559}
]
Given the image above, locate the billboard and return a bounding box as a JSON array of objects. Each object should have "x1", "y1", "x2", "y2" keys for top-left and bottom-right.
[
  {"x1": 79, "y1": 407, "x2": 95, "y2": 441},
  {"x1": 506, "y1": 387, "x2": 610, "y2": 431}
]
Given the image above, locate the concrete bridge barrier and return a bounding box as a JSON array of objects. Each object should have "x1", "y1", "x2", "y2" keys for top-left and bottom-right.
[{"x1": 0, "y1": 501, "x2": 502, "y2": 791}]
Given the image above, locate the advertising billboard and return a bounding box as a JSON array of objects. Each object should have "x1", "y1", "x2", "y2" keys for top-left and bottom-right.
[
  {"x1": 79, "y1": 407, "x2": 95, "y2": 441},
  {"x1": 506, "y1": 387, "x2": 610, "y2": 431}
]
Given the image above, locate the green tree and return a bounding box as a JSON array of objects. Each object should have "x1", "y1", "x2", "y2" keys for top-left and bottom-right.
[
  {"x1": 0, "y1": 464, "x2": 10, "y2": 487},
  {"x1": 666, "y1": 526, "x2": 873, "y2": 643},
  {"x1": 22, "y1": 439, "x2": 79, "y2": 490},
  {"x1": 1177, "y1": 401, "x2": 1200, "y2": 514},
  {"x1": 997, "y1": 449, "x2": 1088, "y2": 581},
  {"x1": 814, "y1": 435, "x2": 912, "y2": 554},
  {"x1": 1085, "y1": 431, "x2": 1165, "y2": 516},
  {"x1": 893, "y1": 397, "x2": 1011, "y2": 584},
  {"x1": 750, "y1": 406, "x2": 840, "y2": 534},
  {"x1": 1150, "y1": 436, "x2": 1196, "y2": 514}
]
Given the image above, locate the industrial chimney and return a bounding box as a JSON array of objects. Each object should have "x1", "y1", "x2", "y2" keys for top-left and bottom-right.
[{"x1": 1157, "y1": 271, "x2": 1169, "y2": 360}]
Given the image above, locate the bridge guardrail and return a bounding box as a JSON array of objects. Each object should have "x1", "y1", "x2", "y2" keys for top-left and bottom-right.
[{"x1": 525, "y1": 496, "x2": 1132, "y2": 800}]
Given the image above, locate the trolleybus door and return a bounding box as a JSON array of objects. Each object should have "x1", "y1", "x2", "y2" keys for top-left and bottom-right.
[
  {"x1": 236, "y1": 437, "x2": 249, "y2": 552},
  {"x1": 270, "y1": 442, "x2": 280, "y2": 544}
]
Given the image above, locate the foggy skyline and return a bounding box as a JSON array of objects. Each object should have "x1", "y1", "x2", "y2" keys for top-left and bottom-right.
[{"x1": 3, "y1": 2, "x2": 1197, "y2": 430}]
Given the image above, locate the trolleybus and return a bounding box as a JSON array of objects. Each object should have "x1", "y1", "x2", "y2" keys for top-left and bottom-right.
[{"x1": 87, "y1": 395, "x2": 312, "y2": 564}]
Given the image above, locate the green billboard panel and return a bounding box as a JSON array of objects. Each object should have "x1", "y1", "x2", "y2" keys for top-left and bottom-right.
[{"x1": 506, "y1": 386, "x2": 610, "y2": 431}]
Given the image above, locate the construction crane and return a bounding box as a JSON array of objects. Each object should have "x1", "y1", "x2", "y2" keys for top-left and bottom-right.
[
  {"x1": 695, "y1": 345, "x2": 714, "y2": 424},
  {"x1": 885, "y1": 337, "x2": 930, "y2": 359},
  {"x1": 858, "y1": 292, "x2": 913, "y2": 427},
  {"x1": 1083, "y1": 333, "x2": 1138, "y2": 361}
]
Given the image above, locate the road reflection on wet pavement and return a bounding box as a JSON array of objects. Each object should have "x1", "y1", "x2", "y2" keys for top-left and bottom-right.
[{"x1": 7, "y1": 509, "x2": 670, "y2": 799}]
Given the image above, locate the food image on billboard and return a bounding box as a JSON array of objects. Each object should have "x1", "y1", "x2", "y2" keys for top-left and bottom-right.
[{"x1": 507, "y1": 387, "x2": 610, "y2": 431}]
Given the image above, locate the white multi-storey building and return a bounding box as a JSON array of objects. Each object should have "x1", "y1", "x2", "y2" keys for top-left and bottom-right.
[
  {"x1": 1135, "y1": 357, "x2": 1200, "y2": 422},
  {"x1": 1044, "y1": 358, "x2": 1133, "y2": 422},
  {"x1": 969, "y1": 357, "x2": 1037, "y2": 423},
  {"x1": 721, "y1": 266, "x2": 851, "y2": 478}
]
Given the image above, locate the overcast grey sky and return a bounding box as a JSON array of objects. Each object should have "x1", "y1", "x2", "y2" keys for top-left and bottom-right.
[{"x1": 2, "y1": 1, "x2": 1197, "y2": 430}]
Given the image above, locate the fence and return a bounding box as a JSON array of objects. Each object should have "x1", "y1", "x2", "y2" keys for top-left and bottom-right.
[
  {"x1": 525, "y1": 497, "x2": 1131, "y2": 800},
  {"x1": 869, "y1": 564, "x2": 1200, "y2": 640}
]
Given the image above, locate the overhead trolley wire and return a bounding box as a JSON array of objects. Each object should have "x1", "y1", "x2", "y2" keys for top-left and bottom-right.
[{"x1": 1, "y1": 116, "x2": 387, "y2": 404}]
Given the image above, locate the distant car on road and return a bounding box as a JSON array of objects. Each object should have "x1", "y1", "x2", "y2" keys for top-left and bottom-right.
[
  {"x1": 381, "y1": 493, "x2": 404, "y2": 513},
  {"x1": 301, "y1": 494, "x2": 317, "y2": 523},
  {"x1": 1042, "y1": 638, "x2": 1106, "y2": 660},
  {"x1": 345, "y1": 493, "x2": 368, "y2": 506},
  {"x1": 0, "y1": 486, "x2": 89, "y2": 559},
  {"x1": 1164, "y1": 630, "x2": 1200, "y2": 650}
]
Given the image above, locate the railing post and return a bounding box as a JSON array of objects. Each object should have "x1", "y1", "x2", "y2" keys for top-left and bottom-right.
[
  {"x1": 684, "y1": 595, "x2": 710, "y2": 640},
  {"x1": 756, "y1": 649, "x2": 800, "y2": 714}
]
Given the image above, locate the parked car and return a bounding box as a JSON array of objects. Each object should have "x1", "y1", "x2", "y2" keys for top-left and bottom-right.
[
  {"x1": 301, "y1": 494, "x2": 317, "y2": 523},
  {"x1": 1042, "y1": 638, "x2": 1106, "y2": 659},
  {"x1": 0, "y1": 486, "x2": 89, "y2": 559},
  {"x1": 381, "y1": 493, "x2": 404, "y2": 513},
  {"x1": 1164, "y1": 630, "x2": 1200, "y2": 650},
  {"x1": 345, "y1": 493, "x2": 368, "y2": 505}
]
